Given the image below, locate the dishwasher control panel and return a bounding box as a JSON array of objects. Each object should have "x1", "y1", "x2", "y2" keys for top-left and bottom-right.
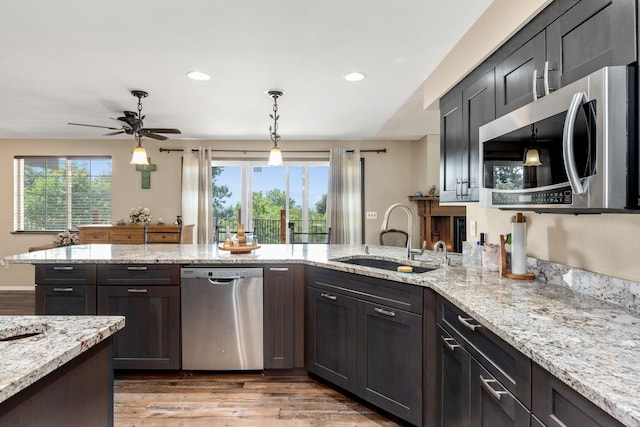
[{"x1": 180, "y1": 267, "x2": 263, "y2": 280}]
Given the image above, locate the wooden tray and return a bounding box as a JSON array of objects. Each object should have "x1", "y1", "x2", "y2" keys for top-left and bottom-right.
[{"x1": 218, "y1": 244, "x2": 261, "y2": 254}]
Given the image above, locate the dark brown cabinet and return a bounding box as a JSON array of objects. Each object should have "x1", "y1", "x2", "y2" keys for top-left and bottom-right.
[
  {"x1": 35, "y1": 264, "x2": 97, "y2": 315},
  {"x1": 546, "y1": 0, "x2": 636, "y2": 89},
  {"x1": 532, "y1": 363, "x2": 624, "y2": 427},
  {"x1": 307, "y1": 267, "x2": 423, "y2": 425},
  {"x1": 437, "y1": 296, "x2": 532, "y2": 427},
  {"x1": 96, "y1": 264, "x2": 181, "y2": 370},
  {"x1": 495, "y1": 31, "x2": 546, "y2": 116},
  {"x1": 263, "y1": 264, "x2": 305, "y2": 370},
  {"x1": 440, "y1": 70, "x2": 495, "y2": 203},
  {"x1": 307, "y1": 285, "x2": 358, "y2": 393}
]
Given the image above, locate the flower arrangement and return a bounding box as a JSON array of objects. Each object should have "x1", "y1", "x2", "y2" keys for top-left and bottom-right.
[
  {"x1": 129, "y1": 206, "x2": 152, "y2": 224},
  {"x1": 54, "y1": 229, "x2": 79, "y2": 247}
]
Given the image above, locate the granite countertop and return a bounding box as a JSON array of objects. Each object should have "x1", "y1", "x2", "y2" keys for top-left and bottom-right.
[
  {"x1": 3, "y1": 243, "x2": 640, "y2": 425},
  {"x1": 0, "y1": 315, "x2": 125, "y2": 404}
]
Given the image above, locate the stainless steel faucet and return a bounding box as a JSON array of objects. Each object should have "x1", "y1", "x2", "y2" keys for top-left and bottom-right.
[
  {"x1": 381, "y1": 203, "x2": 425, "y2": 260},
  {"x1": 433, "y1": 240, "x2": 449, "y2": 265}
]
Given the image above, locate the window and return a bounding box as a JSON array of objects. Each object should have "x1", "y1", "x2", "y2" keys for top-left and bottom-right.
[
  {"x1": 212, "y1": 161, "x2": 329, "y2": 244},
  {"x1": 14, "y1": 156, "x2": 112, "y2": 231}
]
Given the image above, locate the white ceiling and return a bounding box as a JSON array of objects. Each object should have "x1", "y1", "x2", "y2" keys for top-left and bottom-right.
[{"x1": 0, "y1": 0, "x2": 493, "y2": 142}]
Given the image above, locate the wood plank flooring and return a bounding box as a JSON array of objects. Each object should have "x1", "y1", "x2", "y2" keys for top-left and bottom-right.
[
  {"x1": 114, "y1": 372, "x2": 402, "y2": 426},
  {"x1": 0, "y1": 291, "x2": 402, "y2": 426}
]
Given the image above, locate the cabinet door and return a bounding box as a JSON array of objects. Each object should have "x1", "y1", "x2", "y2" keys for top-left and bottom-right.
[
  {"x1": 357, "y1": 300, "x2": 423, "y2": 426},
  {"x1": 440, "y1": 94, "x2": 464, "y2": 203},
  {"x1": 35, "y1": 285, "x2": 96, "y2": 315},
  {"x1": 461, "y1": 70, "x2": 495, "y2": 202},
  {"x1": 97, "y1": 285, "x2": 180, "y2": 370},
  {"x1": 307, "y1": 286, "x2": 357, "y2": 393},
  {"x1": 532, "y1": 363, "x2": 624, "y2": 427},
  {"x1": 438, "y1": 326, "x2": 472, "y2": 427},
  {"x1": 495, "y1": 31, "x2": 546, "y2": 116},
  {"x1": 546, "y1": 0, "x2": 636, "y2": 89},
  {"x1": 470, "y1": 361, "x2": 530, "y2": 427},
  {"x1": 263, "y1": 266, "x2": 295, "y2": 369}
]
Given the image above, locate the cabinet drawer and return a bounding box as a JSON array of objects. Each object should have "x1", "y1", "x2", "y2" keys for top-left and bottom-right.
[
  {"x1": 80, "y1": 230, "x2": 110, "y2": 244},
  {"x1": 532, "y1": 363, "x2": 624, "y2": 427},
  {"x1": 311, "y1": 267, "x2": 423, "y2": 314},
  {"x1": 35, "y1": 264, "x2": 97, "y2": 285},
  {"x1": 97, "y1": 264, "x2": 180, "y2": 285},
  {"x1": 110, "y1": 230, "x2": 145, "y2": 244},
  {"x1": 35, "y1": 284, "x2": 96, "y2": 315},
  {"x1": 146, "y1": 233, "x2": 180, "y2": 243},
  {"x1": 438, "y1": 297, "x2": 531, "y2": 408}
]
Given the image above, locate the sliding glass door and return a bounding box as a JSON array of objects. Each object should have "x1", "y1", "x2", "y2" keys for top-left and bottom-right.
[{"x1": 212, "y1": 161, "x2": 328, "y2": 244}]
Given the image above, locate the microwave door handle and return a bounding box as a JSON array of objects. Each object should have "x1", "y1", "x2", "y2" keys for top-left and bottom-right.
[{"x1": 563, "y1": 92, "x2": 588, "y2": 195}]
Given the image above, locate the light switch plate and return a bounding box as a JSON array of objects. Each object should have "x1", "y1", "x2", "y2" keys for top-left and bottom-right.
[
  {"x1": 366, "y1": 211, "x2": 378, "y2": 220},
  {"x1": 470, "y1": 220, "x2": 477, "y2": 237}
]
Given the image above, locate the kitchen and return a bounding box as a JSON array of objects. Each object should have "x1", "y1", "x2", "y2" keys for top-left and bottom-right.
[{"x1": 2, "y1": 0, "x2": 640, "y2": 426}]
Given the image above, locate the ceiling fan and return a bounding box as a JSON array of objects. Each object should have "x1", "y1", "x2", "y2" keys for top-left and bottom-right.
[{"x1": 68, "y1": 90, "x2": 182, "y2": 141}]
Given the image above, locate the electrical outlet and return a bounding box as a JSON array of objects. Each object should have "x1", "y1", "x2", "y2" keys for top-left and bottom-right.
[
  {"x1": 470, "y1": 220, "x2": 477, "y2": 237},
  {"x1": 366, "y1": 211, "x2": 378, "y2": 220}
]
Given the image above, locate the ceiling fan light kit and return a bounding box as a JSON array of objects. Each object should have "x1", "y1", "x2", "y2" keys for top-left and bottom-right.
[
  {"x1": 68, "y1": 90, "x2": 182, "y2": 164},
  {"x1": 266, "y1": 90, "x2": 284, "y2": 166}
]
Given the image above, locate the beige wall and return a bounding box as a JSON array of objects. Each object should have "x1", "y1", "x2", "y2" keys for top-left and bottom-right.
[{"x1": 0, "y1": 137, "x2": 440, "y2": 288}]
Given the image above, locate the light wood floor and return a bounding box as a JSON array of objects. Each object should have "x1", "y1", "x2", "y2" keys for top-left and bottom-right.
[{"x1": 1, "y1": 291, "x2": 401, "y2": 426}]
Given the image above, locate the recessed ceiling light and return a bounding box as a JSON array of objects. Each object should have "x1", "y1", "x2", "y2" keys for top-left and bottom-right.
[
  {"x1": 344, "y1": 72, "x2": 366, "y2": 82},
  {"x1": 186, "y1": 71, "x2": 211, "y2": 81}
]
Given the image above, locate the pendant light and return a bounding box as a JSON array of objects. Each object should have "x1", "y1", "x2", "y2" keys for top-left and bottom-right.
[
  {"x1": 523, "y1": 124, "x2": 542, "y2": 167},
  {"x1": 267, "y1": 90, "x2": 284, "y2": 166}
]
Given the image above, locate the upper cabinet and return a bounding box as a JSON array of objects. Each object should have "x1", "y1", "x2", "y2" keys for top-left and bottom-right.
[
  {"x1": 439, "y1": 0, "x2": 637, "y2": 202},
  {"x1": 440, "y1": 70, "x2": 495, "y2": 203},
  {"x1": 546, "y1": 0, "x2": 636, "y2": 88}
]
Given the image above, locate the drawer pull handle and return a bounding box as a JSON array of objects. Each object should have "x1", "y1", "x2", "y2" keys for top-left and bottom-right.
[
  {"x1": 53, "y1": 288, "x2": 74, "y2": 292},
  {"x1": 374, "y1": 307, "x2": 396, "y2": 317},
  {"x1": 320, "y1": 293, "x2": 337, "y2": 301},
  {"x1": 479, "y1": 376, "x2": 507, "y2": 402},
  {"x1": 458, "y1": 315, "x2": 481, "y2": 332},
  {"x1": 53, "y1": 266, "x2": 74, "y2": 271},
  {"x1": 127, "y1": 266, "x2": 148, "y2": 271},
  {"x1": 269, "y1": 267, "x2": 289, "y2": 271},
  {"x1": 442, "y1": 336, "x2": 460, "y2": 352},
  {"x1": 127, "y1": 289, "x2": 148, "y2": 293}
]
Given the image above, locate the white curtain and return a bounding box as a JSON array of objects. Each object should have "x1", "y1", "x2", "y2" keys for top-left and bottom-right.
[
  {"x1": 181, "y1": 147, "x2": 213, "y2": 244},
  {"x1": 327, "y1": 147, "x2": 362, "y2": 244}
]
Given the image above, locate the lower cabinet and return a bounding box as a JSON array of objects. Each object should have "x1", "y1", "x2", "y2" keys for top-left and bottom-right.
[
  {"x1": 532, "y1": 363, "x2": 624, "y2": 427},
  {"x1": 96, "y1": 264, "x2": 181, "y2": 370},
  {"x1": 263, "y1": 265, "x2": 305, "y2": 370},
  {"x1": 307, "y1": 267, "x2": 423, "y2": 426},
  {"x1": 36, "y1": 284, "x2": 96, "y2": 315},
  {"x1": 438, "y1": 326, "x2": 471, "y2": 427}
]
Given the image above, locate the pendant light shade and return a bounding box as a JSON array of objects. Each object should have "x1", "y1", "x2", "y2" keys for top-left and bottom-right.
[
  {"x1": 268, "y1": 146, "x2": 283, "y2": 165},
  {"x1": 130, "y1": 144, "x2": 149, "y2": 165},
  {"x1": 523, "y1": 148, "x2": 542, "y2": 166},
  {"x1": 266, "y1": 89, "x2": 284, "y2": 166}
]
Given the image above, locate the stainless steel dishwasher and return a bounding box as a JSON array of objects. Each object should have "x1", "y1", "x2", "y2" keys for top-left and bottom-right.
[{"x1": 181, "y1": 266, "x2": 263, "y2": 370}]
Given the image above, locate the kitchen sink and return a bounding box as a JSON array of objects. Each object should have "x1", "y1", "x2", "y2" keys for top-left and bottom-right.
[{"x1": 333, "y1": 256, "x2": 436, "y2": 274}]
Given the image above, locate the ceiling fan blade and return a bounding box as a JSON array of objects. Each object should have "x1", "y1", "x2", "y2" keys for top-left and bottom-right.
[
  {"x1": 68, "y1": 122, "x2": 121, "y2": 130},
  {"x1": 103, "y1": 130, "x2": 125, "y2": 136},
  {"x1": 143, "y1": 128, "x2": 182, "y2": 134},
  {"x1": 142, "y1": 132, "x2": 169, "y2": 141}
]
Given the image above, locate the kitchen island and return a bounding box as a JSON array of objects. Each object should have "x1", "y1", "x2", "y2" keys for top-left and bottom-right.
[
  {"x1": 0, "y1": 315, "x2": 125, "y2": 426},
  {"x1": 3, "y1": 243, "x2": 639, "y2": 426}
]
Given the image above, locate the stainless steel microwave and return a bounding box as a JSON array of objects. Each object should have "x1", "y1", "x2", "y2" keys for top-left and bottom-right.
[{"x1": 479, "y1": 66, "x2": 638, "y2": 213}]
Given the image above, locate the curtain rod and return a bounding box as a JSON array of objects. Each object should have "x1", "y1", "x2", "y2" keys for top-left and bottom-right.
[{"x1": 158, "y1": 147, "x2": 387, "y2": 154}]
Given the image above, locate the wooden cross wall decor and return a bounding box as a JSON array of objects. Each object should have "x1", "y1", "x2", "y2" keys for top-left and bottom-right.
[{"x1": 135, "y1": 158, "x2": 156, "y2": 189}]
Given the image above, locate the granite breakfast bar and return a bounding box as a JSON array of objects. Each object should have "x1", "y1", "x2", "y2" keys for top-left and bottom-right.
[
  {"x1": 3, "y1": 243, "x2": 639, "y2": 426},
  {"x1": 0, "y1": 315, "x2": 125, "y2": 426}
]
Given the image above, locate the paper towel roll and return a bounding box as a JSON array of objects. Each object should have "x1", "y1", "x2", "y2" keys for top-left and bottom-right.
[{"x1": 511, "y1": 222, "x2": 527, "y2": 275}]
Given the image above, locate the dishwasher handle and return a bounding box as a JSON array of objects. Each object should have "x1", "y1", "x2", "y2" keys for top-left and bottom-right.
[{"x1": 207, "y1": 277, "x2": 238, "y2": 285}]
